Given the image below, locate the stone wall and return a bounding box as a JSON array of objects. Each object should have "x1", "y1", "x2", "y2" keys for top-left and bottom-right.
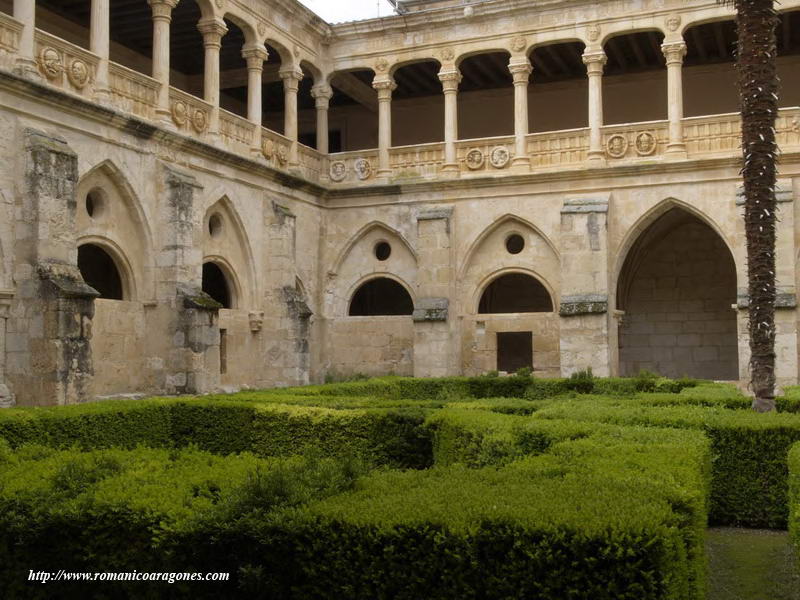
[
  {"x1": 619, "y1": 219, "x2": 739, "y2": 380},
  {"x1": 326, "y1": 317, "x2": 414, "y2": 377}
]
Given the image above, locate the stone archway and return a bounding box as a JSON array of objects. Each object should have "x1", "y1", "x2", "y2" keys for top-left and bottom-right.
[{"x1": 617, "y1": 208, "x2": 738, "y2": 379}]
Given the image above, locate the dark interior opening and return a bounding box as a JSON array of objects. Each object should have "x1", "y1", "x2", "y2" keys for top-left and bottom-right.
[
  {"x1": 78, "y1": 244, "x2": 124, "y2": 300},
  {"x1": 497, "y1": 331, "x2": 533, "y2": 373},
  {"x1": 202, "y1": 262, "x2": 232, "y2": 309},
  {"x1": 479, "y1": 273, "x2": 553, "y2": 313},
  {"x1": 348, "y1": 278, "x2": 414, "y2": 316}
]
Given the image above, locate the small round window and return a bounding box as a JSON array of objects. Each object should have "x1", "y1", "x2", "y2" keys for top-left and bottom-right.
[
  {"x1": 208, "y1": 213, "x2": 223, "y2": 238},
  {"x1": 505, "y1": 234, "x2": 525, "y2": 255},
  {"x1": 374, "y1": 241, "x2": 392, "y2": 261},
  {"x1": 85, "y1": 190, "x2": 106, "y2": 219}
]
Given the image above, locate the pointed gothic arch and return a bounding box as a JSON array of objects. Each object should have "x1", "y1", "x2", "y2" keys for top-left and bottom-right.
[{"x1": 616, "y1": 204, "x2": 738, "y2": 379}]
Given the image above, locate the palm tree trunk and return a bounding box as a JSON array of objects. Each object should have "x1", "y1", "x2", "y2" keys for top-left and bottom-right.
[{"x1": 735, "y1": 0, "x2": 779, "y2": 411}]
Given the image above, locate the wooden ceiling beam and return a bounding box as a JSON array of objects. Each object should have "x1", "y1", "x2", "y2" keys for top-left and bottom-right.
[
  {"x1": 627, "y1": 35, "x2": 648, "y2": 68},
  {"x1": 331, "y1": 73, "x2": 379, "y2": 113},
  {"x1": 530, "y1": 52, "x2": 554, "y2": 79},
  {"x1": 691, "y1": 27, "x2": 709, "y2": 62}
]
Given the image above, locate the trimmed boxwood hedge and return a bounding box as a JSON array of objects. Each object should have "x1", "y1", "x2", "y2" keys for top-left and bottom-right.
[
  {"x1": 534, "y1": 399, "x2": 800, "y2": 528},
  {"x1": 0, "y1": 429, "x2": 710, "y2": 600},
  {"x1": 0, "y1": 399, "x2": 432, "y2": 469},
  {"x1": 790, "y1": 443, "x2": 800, "y2": 559}
]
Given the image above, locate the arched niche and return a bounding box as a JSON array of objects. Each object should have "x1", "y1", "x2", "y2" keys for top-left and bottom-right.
[
  {"x1": 76, "y1": 161, "x2": 153, "y2": 302},
  {"x1": 616, "y1": 207, "x2": 738, "y2": 379},
  {"x1": 328, "y1": 222, "x2": 417, "y2": 318},
  {"x1": 348, "y1": 277, "x2": 414, "y2": 317},
  {"x1": 478, "y1": 273, "x2": 554, "y2": 314},
  {"x1": 77, "y1": 240, "x2": 133, "y2": 301},
  {"x1": 203, "y1": 196, "x2": 256, "y2": 308},
  {"x1": 202, "y1": 260, "x2": 236, "y2": 309},
  {"x1": 460, "y1": 214, "x2": 560, "y2": 310}
]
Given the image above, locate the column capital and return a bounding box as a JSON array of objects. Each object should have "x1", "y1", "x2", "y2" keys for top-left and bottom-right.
[
  {"x1": 582, "y1": 50, "x2": 607, "y2": 75},
  {"x1": 508, "y1": 59, "x2": 532, "y2": 85},
  {"x1": 197, "y1": 18, "x2": 228, "y2": 48},
  {"x1": 311, "y1": 84, "x2": 334, "y2": 108},
  {"x1": 437, "y1": 68, "x2": 462, "y2": 93},
  {"x1": 280, "y1": 68, "x2": 304, "y2": 91},
  {"x1": 661, "y1": 41, "x2": 687, "y2": 65},
  {"x1": 242, "y1": 44, "x2": 269, "y2": 69},
  {"x1": 372, "y1": 75, "x2": 397, "y2": 100},
  {"x1": 148, "y1": 0, "x2": 180, "y2": 21}
]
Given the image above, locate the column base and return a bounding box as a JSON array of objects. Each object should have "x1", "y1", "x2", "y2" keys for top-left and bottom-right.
[
  {"x1": 664, "y1": 143, "x2": 687, "y2": 160},
  {"x1": 440, "y1": 163, "x2": 460, "y2": 178},
  {"x1": 587, "y1": 151, "x2": 606, "y2": 166},
  {"x1": 510, "y1": 156, "x2": 531, "y2": 172},
  {"x1": 14, "y1": 58, "x2": 42, "y2": 81},
  {"x1": 93, "y1": 86, "x2": 113, "y2": 108},
  {"x1": 155, "y1": 107, "x2": 178, "y2": 131}
]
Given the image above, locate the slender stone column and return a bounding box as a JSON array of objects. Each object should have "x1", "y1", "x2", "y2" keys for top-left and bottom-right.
[
  {"x1": 509, "y1": 58, "x2": 532, "y2": 169},
  {"x1": 198, "y1": 18, "x2": 228, "y2": 136},
  {"x1": 582, "y1": 50, "x2": 607, "y2": 163},
  {"x1": 149, "y1": 0, "x2": 179, "y2": 123},
  {"x1": 438, "y1": 68, "x2": 461, "y2": 175},
  {"x1": 0, "y1": 295, "x2": 13, "y2": 407},
  {"x1": 662, "y1": 41, "x2": 688, "y2": 158},
  {"x1": 242, "y1": 44, "x2": 268, "y2": 154},
  {"x1": 280, "y1": 68, "x2": 303, "y2": 169},
  {"x1": 311, "y1": 84, "x2": 333, "y2": 154},
  {"x1": 90, "y1": 0, "x2": 110, "y2": 103},
  {"x1": 13, "y1": 0, "x2": 40, "y2": 79},
  {"x1": 372, "y1": 75, "x2": 396, "y2": 178}
]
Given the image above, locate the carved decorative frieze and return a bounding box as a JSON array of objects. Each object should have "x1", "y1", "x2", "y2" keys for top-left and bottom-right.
[
  {"x1": 490, "y1": 146, "x2": 510, "y2": 169},
  {"x1": 38, "y1": 47, "x2": 62, "y2": 80},
  {"x1": 354, "y1": 158, "x2": 372, "y2": 180},
  {"x1": 634, "y1": 131, "x2": 656, "y2": 156},
  {"x1": 606, "y1": 134, "x2": 628, "y2": 158},
  {"x1": 465, "y1": 148, "x2": 485, "y2": 170},
  {"x1": 330, "y1": 160, "x2": 347, "y2": 182}
]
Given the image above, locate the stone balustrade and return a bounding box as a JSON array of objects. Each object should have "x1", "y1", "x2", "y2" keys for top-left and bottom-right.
[{"x1": 0, "y1": 16, "x2": 796, "y2": 188}]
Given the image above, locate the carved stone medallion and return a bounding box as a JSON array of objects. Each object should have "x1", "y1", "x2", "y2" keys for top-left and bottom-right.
[
  {"x1": 192, "y1": 109, "x2": 208, "y2": 133},
  {"x1": 66, "y1": 59, "x2": 90, "y2": 89},
  {"x1": 606, "y1": 134, "x2": 628, "y2": 158},
  {"x1": 510, "y1": 36, "x2": 527, "y2": 52},
  {"x1": 329, "y1": 160, "x2": 347, "y2": 182},
  {"x1": 262, "y1": 138, "x2": 275, "y2": 160},
  {"x1": 586, "y1": 24, "x2": 601, "y2": 42},
  {"x1": 490, "y1": 146, "x2": 510, "y2": 169},
  {"x1": 38, "y1": 47, "x2": 62, "y2": 80},
  {"x1": 440, "y1": 47, "x2": 455, "y2": 62},
  {"x1": 634, "y1": 131, "x2": 657, "y2": 156},
  {"x1": 215, "y1": 0, "x2": 224, "y2": 9},
  {"x1": 465, "y1": 148, "x2": 485, "y2": 170},
  {"x1": 257, "y1": 22, "x2": 267, "y2": 37},
  {"x1": 354, "y1": 158, "x2": 372, "y2": 180},
  {"x1": 277, "y1": 146, "x2": 288, "y2": 165},
  {"x1": 171, "y1": 100, "x2": 188, "y2": 127},
  {"x1": 374, "y1": 58, "x2": 389, "y2": 73},
  {"x1": 666, "y1": 13, "x2": 682, "y2": 32}
]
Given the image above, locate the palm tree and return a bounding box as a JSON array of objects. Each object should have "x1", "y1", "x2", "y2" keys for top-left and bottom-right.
[{"x1": 731, "y1": 0, "x2": 780, "y2": 411}]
